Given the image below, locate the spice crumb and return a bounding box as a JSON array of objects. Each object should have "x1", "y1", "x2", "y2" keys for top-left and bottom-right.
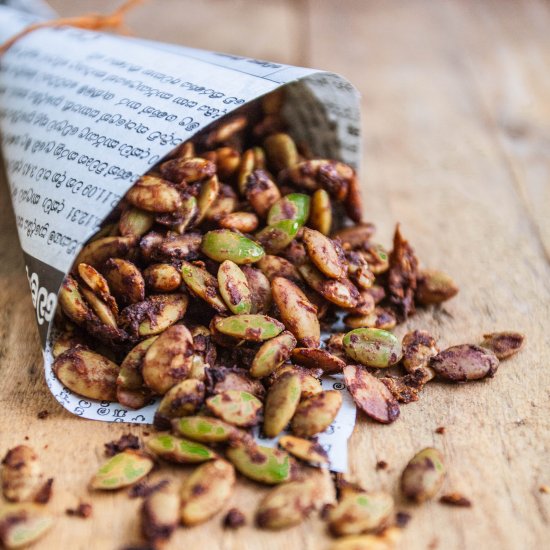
[
  {"x1": 37, "y1": 410, "x2": 49, "y2": 419},
  {"x1": 128, "y1": 479, "x2": 169, "y2": 499},
  {"x1": 223, "y1": 508, "x2": 246, "y2": 529},
  {"x1": 395, "y1": 511, "x2": 412, "y2": 527},
  {"x1": 435, "y1": 426, "x2": 446, "y2": 434},
  {"x1": 66, "y1": 502, "x2": 93, "y2": 518},
  {"x1": 539, "y1": 485, "x2": 550, "y2": 494},
  {"x1": 439, "y1": 493, "x2": 472, "y2": 507},
  {"x1": 104, "y1": 434, "x2": 140, "y2": 456},
  {"x1": 376, "y1": 460, "x2": 388, "y2": 470},
  {"x1": 34, "y1": 478, "x2": 54, "y2": 504}
]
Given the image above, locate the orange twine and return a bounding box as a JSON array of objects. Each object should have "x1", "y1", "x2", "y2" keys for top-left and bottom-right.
[{"x1": 0, "y1": 0, "x2": 145, "y2": 55}]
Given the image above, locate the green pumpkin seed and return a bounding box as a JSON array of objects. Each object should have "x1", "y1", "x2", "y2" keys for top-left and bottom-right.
[
  {"x1": 302, "y1": 228, "x2": 346, "y2": 279},
  {"x1": 180, "y1": 459, "x2": 235, "y2": 526},
  {"x1": 242, "y1": 266, "x2": 272, "y2": 314},
  {"x1": 136, "y1": 293, "x2": 188, "y2": 336},
  {"x1": 291, "y1": 390, "x2": 343, "y2": 438},
  {"x1": 255, "y1": 219, "x2": 300, "y2": 254},
  {"x1": 214, "y1": 314, "x2": 284, "y2": 342},
  {"x1": 126, "y1": 175, "x2": 182, "y2": 213},
  {"x1": 226, "y1": 442, "x2": 293, "y2": 485},
  {"x1": 401, "y1": 448, "x2": 445, "y2": 503},
  {"x1": 156, "y1": 379, "x2": 205, "y2": 419},
  {"x1": 263, "y1": 133, "x2": 299, "y2": 172},
  {"x1": 278, "y1": 435, "x2": 329, "y2": 466},
  {"x1": 343, "y1": 365, "x2": 400, "y2": 424},
  {"x1": 201, "y1": 229, "x2": 264, "y2": 264},
  {"x1": 271, "y1": 365, "x2": 323, "y2": 398},
  {"x1": 119, "y1": 207, "x2": 154, "y2": 237},
  {"x1": 142, "y1": 325, "x2": 193, "y2": 395},
  {"x1": 90, "y1": 450, "x2": 154, "y2": 490},
  {"x1": 327, "y1": 490, "x2": 394, "y2": 536},
  {"x1": 146, "y1": 433, "x2": 216, "y2": 464},
  {"x1": 267, "y1": 193, "x2": 310, "y2": 227},
  {"x1": 263, "y1": 373, "x2": 302, "y2": 438},
  {"x1": 343, "y1": 328, "x2": 401, "y2": 368},
  {"x1": 206, "y1": 390, "x2": 262, "y2": 427},
  {"x1": 256, "y1": 479, "x2": 319, "y2": 530},
  {"x1": 250, "y1": 331, "x2": 297, "y2": 378},
  {"x1": 271, "y1": 277, "x2": 320, "y2": 348},
  {"x1": 172, "y1": 416, "x2": 237, "y2": 443},
  {"x1": 53, "y1": 346, "x2": 118, "y2": 401},
  {"x1": 0, "y1": 503, "x2": 54, "y2": 549},
  {"x1": 217, "y1": 260, "x2": 252, "y2": 314},
  {"x1": 180, "y1": 261, "x2": 228, "y2": 313},
  {"x1": 309, "y1": 188, "x2": 332, "y2": 235}
]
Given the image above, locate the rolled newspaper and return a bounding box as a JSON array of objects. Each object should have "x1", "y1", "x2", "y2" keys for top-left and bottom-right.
[{"x1": 0, "y1": 0, "x2": 361, "y2": 471}]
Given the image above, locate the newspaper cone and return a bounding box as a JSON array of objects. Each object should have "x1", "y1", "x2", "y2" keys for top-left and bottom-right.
[{"x1": 0, "y1": 1, "x2": 360, "y2": 471}]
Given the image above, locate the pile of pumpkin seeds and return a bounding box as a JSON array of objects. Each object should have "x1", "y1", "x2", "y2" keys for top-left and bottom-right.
[{"x1": 2, "y1": 89, "x2": 525, "y2": 548}]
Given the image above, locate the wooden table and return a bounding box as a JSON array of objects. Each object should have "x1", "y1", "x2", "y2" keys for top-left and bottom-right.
[{"x1": 1, "y1": 1, "x2": 549, "y2": 548}]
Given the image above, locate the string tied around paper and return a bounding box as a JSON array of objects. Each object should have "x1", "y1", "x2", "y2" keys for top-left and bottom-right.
[{"x1": 0, "y1": 0, "x2": 146, "y2": 55}]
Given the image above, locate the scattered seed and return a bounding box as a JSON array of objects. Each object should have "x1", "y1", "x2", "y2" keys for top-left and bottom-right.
[
  {"x1": 430, "y1": 344, "x2": 499, "y2": 382},
  {"x1": 90, "y1": 450, "x2": 154, "y2": 490},
  {"x1": 401, "y1": 448, "x2": 445, "y2": 503},
  {"x1": 480, "y1": 331, "x2": 525, "y2": 360},
  {"x1": 223, "y1": 508, "x2": 246, "y2": 529},
  {"x1": 439, "y1": 493, "x2": 472, "y2": 507}
]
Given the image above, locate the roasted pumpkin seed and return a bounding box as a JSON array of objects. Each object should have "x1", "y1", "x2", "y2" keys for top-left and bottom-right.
[
  {"x1": 160, "y1": 156, "x2": 215, "y2": 183},
  {"x1": 146, "y1": 433, "x2": 216, "y2": 464},
  {"x1": 0, "y1": 503, "x2": 54, "y2": 549},
  {"x1": 267, "y1": 193, "x2": 310, "y2": 227},
  {"x1": 278, "y1": 435, "x2": 329, "y2": 466},
  {"x1": 291, "y1": 348, "x2": 347, "y2": 374},
  {"x1": 172, "y1": 416, "x2": 237, "y2": 443},
  {"x1": 218, "y1": 260, "x2": 252, "y2": 314},
  {"x1": 430, "y1": 344, "x2": 499, "y2": 382},
  {"x1": 246, "y1": 170, "x2": 282, "y2": 218},
  {"x1": 126, "y1": 175, "x2": 182, "y2": 213},
  {"x1": 309, "y1": 188, "x2": 332, "y2": 235},
  {"x1": 250, "y1": 331, "x2": 297, "y2": 378},
  {"x1": 1, "y1": 446, "x2": 43, "y2": 503},
  {"x1": 402, "y1": 330, "x2": 439, "y2": 373},
  {"x1": 258, "y1": 254, "x2": 302, "y2": 283},
  {"x1": 214, "y1": 314, "x2": 284, "y2": 342},
  {"x1": 196, "y1": 175, "x2": 220, "y2": 224},
  {"x1": 263, "y1": 373, "x2": 302, "y2": 438},
  {"x1": 264, "y1": 133, "x2": 299, "y2": 172},
  {"x1": 256, "y1": 219, "x2": 300, "y2": 254},
  {"x1": 303, "y1": 228, "x2": 346, "y2": 279},
  {"x1": 206, "y1": 390, "x2": 262, "y2": 427},
  {"x1": 202, "y1": 229, "x2": 265, "y2": 264},
  {"x1": 119, "y1": 207, "x2": 155, "y2": 237},
  {"x1": 117, "y1": 337, "x2": 157, "y2": 391},
  {"x1": 343, "y1": 365, "x2": 400, "y2": 424},
  {"x1": 343, "y1": 328, "x2": 402, "y2": 368},
  {"x1": 180, "y1": 261, "x2": 227, "y2": 313},
  {"x1": 291, "y1": 390, "x2": 342, "y2": 438},
  {"x1": 271, "y1": 364, "x2": 322, "y2": 398},
  {"x1": 401, "y1": 447, "x2": 445, "y2": 503},
  {"x1": 180, "y1": 459, "x2": 235, "y2": 526},
  {"x1": 156, "y1": 379, "x2": 205, "y2": 419},
  {"x1": 141, "y1": 486, "x2": 179, "y2": 545},
  {"x1": 219, "y1": 211, "x2": 259, "y2": 233},
  {"x1": 143, "y1": 263, "x2": 182, "y2": 292},
  {"x1": 58, "y1": 275, "x2": 94, "y2": 326},
  {"x1": 416, "y1": 269, "x2": 459, "y2": 304},
  {"x1": 481, "y1": 331, "x2": 525, "y2": 360},
  {"x1": 91, "y1": 450, "x2": 154, "y2": 490},
  {"x1": 74, "y1": 235, "x2": 137, "y2": 268},
  {"x1": 242, "y1": 266, "x2": 272, "y2": 314}
]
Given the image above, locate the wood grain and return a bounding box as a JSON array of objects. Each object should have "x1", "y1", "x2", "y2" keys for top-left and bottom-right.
[{"x1": 1, "y1": 1, "x2": 549, "y2": 548}]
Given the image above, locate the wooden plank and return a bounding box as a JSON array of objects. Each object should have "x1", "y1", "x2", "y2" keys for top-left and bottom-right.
[
  {"x1": 0, "y1": 1, "x2": 549, "y2": 549},
  {"x1": 307, "y1": 0, "x2": 550, "y2": 549}
]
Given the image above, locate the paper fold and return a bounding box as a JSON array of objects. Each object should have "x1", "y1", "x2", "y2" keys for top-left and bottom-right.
[{"x1": 0, "y1": 2, "x2": 360, "y2": 471}]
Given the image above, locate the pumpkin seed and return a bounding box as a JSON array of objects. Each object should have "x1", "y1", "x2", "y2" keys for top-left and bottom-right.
[
  {"x1": 298, "y1": 261, "x2": 360, "y2": 308},
  {"x1": 141, "y1": 486, "x2": 179, "y2": 545},
  {"x1": 343, "y1": 365, "x2": 400, "y2": 424},
  {"x1": 132, "y1": 293, "x2": 188, "y2": 336},
  {"x1": 257, "y1": 254, "x2": 302, "y2": 283},
  {"x1": 0, "y1": 503, "x2": 54, "y2": 549},
  {"x1": 58, "y1": 275, "x2": 93, "y2": 325},
  {"x1": 267, "y1": 193, "x2": 310, "y2": 227},
  {"x1": 214, "y1": 314, "x2": 284, "y2": 342},
  {"x1": 102, "y1": 258, "x2": 145, "y2": 306},
  {"x1": 226, "y1": 441, "x2": 294, "y2": 485},
  {"x1": 416, "y1": 269, "x2": 459, "y2": 304},
  {"x1": 143, "y1": 263, "x2": 182, "y2": 292},
  {"x1": 52, "y1": 332, "x2": 84, "y2": 358},
  {"x1": 196, "y1": 175, "x2": 220, "y2": 224},
  {"x1": 126, "y1": 175, "x2": 182, "y2": 213},
  {"x1": 333, "y1": 223, "x2": 376, "y2": 248},
  {"x1": 205, "y1": 183, "x2": 237, "y2": 221},
  {"x1": 172, "y1": 416, "x2": 237, "y2": 443},
  {"x1": 202, "y1": 229, "x2": 265, "y2": 264},
  {"x1": 291, "y1": 390, "x2": 343, "y2": 437},
  {"x1": 344, "y1": 308, "x2": 397, "y2": 331},
  {"x1": 402, "y1": 330, "x2": 439, "y2": 373},
  {"x1": 206, "y1": 146, "x2": 241, "y2": 179},
  {"x1": 346, "y1": 290, "x2": 376, "y2": 316},
  {"x1": 291, "y1": 348, "x2": 346, "y2": 374},
  {"x1": 256, "y1": 219, "x2": 300, "y2": 254},
  {"x1": 206, "y1": 390, "x2": 262, "y2": 427},
  {"x1": 1, "y1": 446, "x2": 42, "y2": 503},
  {"x1": 242, "y1": 266, "x2": 272, "y2": 314},
  {"x1": 142, "y1": 325, "x2": 194, "y2": 395},
  {"x1": 303, "y1": 228, "x2": 346, "y2": 279},
  {"x1": 180, "y1": 459, "x2": 235, "y2": 526},
  {"x1": 346, "y1": 251, "x2": 375, "y2": 290},
  {"x1": 117, "y1": 337, "x2": 157, "y2": 391},
  {"x1": 146, "y1": 433, "x2": 216, "y2": 464},
  {"x1": 401, "y1": 447, "x2": 445, "y2": 502},
  {"x1": 278, "y1": 435, "x2": 329, "y2": 467},
  {"x1": 77, "y1": 263, "x2": 114, "y2": 306},
  {"x1": 250, "y1": 331, "x2": 297, "y2": 378},
  {"x1": 219, "y1": 211, "x2": 259, "y2": 233},
  {"x1": 263, "y1": 373, "x2": 302, "y2": 437},
  {"x1": 210, "y1": 368, "x2": 265, "y2": 400},
  {"x1": 308, "y1": 188, "x2": 332, "y2": 235},
  {"x1": 246, "y1": 170, "x2": 282, "y2": 218},
  {"x1": 159, "y1": 156, "x2": 215, "y2": 183},
  {"x1": 156, "y1": 233, "x2": 202, "y2": 260},
  {"x1": 119, "y1": 207, "x2": 154, "y2": 237},
  {"x1": 481, "y1": 331, "x2": 525, "y2": 360},
  {"x1": 91, "y1": 450, "x2": 154, "y2": 490},
  {"x1": 263, "y1": 133, "x2": 299, "y2": 172},
  {"x1": 117, "y1": 387, "x2": 152, "y2": 410},
  {"x1": 430, "y1": 344, "x2": 499, "y2": 382},
  {"x1": 329, "y1": 533, "x2": 396, "y2": 550},
  {"x1": 156, "y1": 379, "x2": 205, "y2": 419},
  {"x1": 80, "y1": 287, "x2": 118, "y2": 329},
  {"x1": 173, "y1": 195, "x2": 199, "y2": 233},
  {"x1": 218, "y1": 260, "x2": 252, "y2": 314},
  {"x1": 327, "y1": 490, "x2": 394, "y2": 536},
  {"x1": 180, "y1": 261, "x2": 228, "y2": 313},
  {"x1": 344, "y1": 174, "x2": 363, "y2": 223},
  {"x1": 74, "y1": 235, "x2": 137, "y2": 268},
  {"x1": 271, "y1": 365, "x2": 322, "y2": 398},
  {"x1": 271, "y1": 277, "x2": 320, "y2": 348},
  {"x1": 360, "y1": 243, "x2": 389, "y2": 275},
  {"x1": 53, "y1": 345, "x2": 118, "y2": 401},
  {"x1": 237, "y1": 147, "x2": 265, "y2": 195},
  {"x1": 343, "y1": 328, "x2": 402, "y2": 368},
  {"x1": 256, "y1": 479, "x2": 319, "y2": 530}
]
